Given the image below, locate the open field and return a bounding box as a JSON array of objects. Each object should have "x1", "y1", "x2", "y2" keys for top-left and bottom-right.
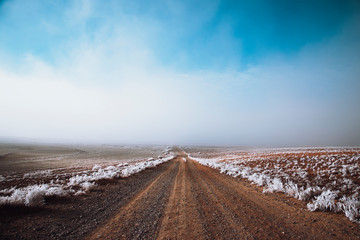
[
  {"x1": 0, "y1": 144, "x2": 173, "y2": 206},
  {"x1": 0, "y1": 143, "x2": 168, "y2": 174},
  {"x1": 0, "y1": 145, "x2": 359, "y2": 239},
  {"x1": 187, "y1": 147, "x2": 360, "y2": 223}
]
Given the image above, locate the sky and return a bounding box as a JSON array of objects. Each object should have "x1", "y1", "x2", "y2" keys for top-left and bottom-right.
[{"x1": 0, "y1": 0, "x2": 359, "y2": 146}]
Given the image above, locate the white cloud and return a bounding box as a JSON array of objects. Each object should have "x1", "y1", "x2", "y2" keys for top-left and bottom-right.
[{"x1": 0, "y1": 1, "x2": 359, "y2": 146}]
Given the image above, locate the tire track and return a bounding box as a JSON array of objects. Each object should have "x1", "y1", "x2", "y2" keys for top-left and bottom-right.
[
  {"x1": 87, "y1": 159, "x2": 179, "y2": 240},
  {"x1": 75, "y1": 150, "x2": 360, "y2": 239},
  {"x1": 186, "y1": 156, "x2": 360, "y2": 239},
  {"x1": 157, "y1": 156, "x2": 205, "y2": 239}
]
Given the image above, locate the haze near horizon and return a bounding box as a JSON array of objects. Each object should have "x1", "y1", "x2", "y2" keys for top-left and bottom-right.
[{"x1": 0, "y1": 0, "x2": 359, "y2": 146}]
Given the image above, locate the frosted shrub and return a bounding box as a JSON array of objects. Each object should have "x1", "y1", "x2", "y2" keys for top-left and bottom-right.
[
  {"x1": 46, "y1": 186, "x2": 69, "y2": 197},
  {"x1": 284, "y1": 181, "x2": 299, "y2": 197},
  {"x1": 25, "y1": 186, "x2": 48, "y2": 207},
  {"x1": 337, "y1": 194, "x2": 360, "y2": 222},
  {"x1": 263, "y1": 178, "x2": 285, "y2": 193},
  {"x1": 307, "y1": 190, "x2": 338, "y2": 212},
  {"x1": 23, "y1": 170, "x2": 53, "y2": 178},
  {"x1": 1, "y1": 188, "x2": 28, "y2": 206},
  {"x1": 190, "y1": 147, "x2": 360, "y2": 223},
  {"x1": 248, "y1": 173, "x2": 269, "y2": 186},
  {"x1": 0, "y1": 184, "x2": 69, "y2": 207},
  {"x1": 81, "y1": 181, "x2": 97, "y2": 191},
  {"x1": 92, "y1": 164, "x2": 101, "y2": 171},
  {"x1": 296, "y1": 186, "x2": 323, "y2": 201},
  {"x1": 0, "y1": 151, "x2": 175, "y2": 207}
]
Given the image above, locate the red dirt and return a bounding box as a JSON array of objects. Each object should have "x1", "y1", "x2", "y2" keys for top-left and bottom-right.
[{"x1": 1, "y1": 149, "x2": 360, "y2": 239}]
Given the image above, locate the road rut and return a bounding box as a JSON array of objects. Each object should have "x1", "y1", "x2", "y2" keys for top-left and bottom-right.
[
  {"x1": 2, "y1": 150, "x2": 359, "y2": 239},
  {"x1": 87, "y1": 151, "x2": 360, "y2": 239}
]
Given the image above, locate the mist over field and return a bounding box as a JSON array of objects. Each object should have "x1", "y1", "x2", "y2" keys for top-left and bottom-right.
[{"x1": 0, "y1": 0, "x2": 359, "y2": 146}]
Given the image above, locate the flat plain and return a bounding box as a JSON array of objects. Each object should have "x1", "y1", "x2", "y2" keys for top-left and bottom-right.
[{"x1": 0, "y1": 144, "x2": 359, "y2": 239}]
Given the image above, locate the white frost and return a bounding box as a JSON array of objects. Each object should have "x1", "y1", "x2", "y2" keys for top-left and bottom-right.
[
  {"x1": 189, "y1": 147, "x2": 360, "y2": 223},
  {"x1": 0, "y1": 150, "x2": 175, "y2": 207}
]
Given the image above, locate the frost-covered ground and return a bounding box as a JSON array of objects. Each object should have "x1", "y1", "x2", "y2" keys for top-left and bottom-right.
[
  {"x1": 0, "y1": 145, "x2": 174, "y2": 207},
  {"x1": 188, "y1": 147, "x2": 360, "y2": 223}
]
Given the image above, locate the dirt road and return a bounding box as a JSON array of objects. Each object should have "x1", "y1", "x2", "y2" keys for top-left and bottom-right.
[
  {"x1": 87, "y1": 151, "x2": 359, "y2": 240},
  {"x1": 1, "y1": 150, "x2": 359, "y2": 239}
]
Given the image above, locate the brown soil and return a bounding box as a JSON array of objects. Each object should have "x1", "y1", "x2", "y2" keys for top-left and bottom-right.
[
  {"x1": 0, "y1": 143, "x2": 164, "y2": 175},
  {"x1": 1, "y1": 150, "x2": 360, "y2": 240}
]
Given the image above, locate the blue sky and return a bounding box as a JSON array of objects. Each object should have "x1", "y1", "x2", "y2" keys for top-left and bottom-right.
[
  {"x1": 0, "y1": 0, "x2": 359, "y2": 146},
  {"x1": 0, "y1": 0, "x2": 355, "y2": 70}
]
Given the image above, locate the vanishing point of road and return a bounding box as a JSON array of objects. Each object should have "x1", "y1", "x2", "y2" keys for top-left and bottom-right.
[{"x1": 85, "y1": 149, "x2": 360, "y2": 240}]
